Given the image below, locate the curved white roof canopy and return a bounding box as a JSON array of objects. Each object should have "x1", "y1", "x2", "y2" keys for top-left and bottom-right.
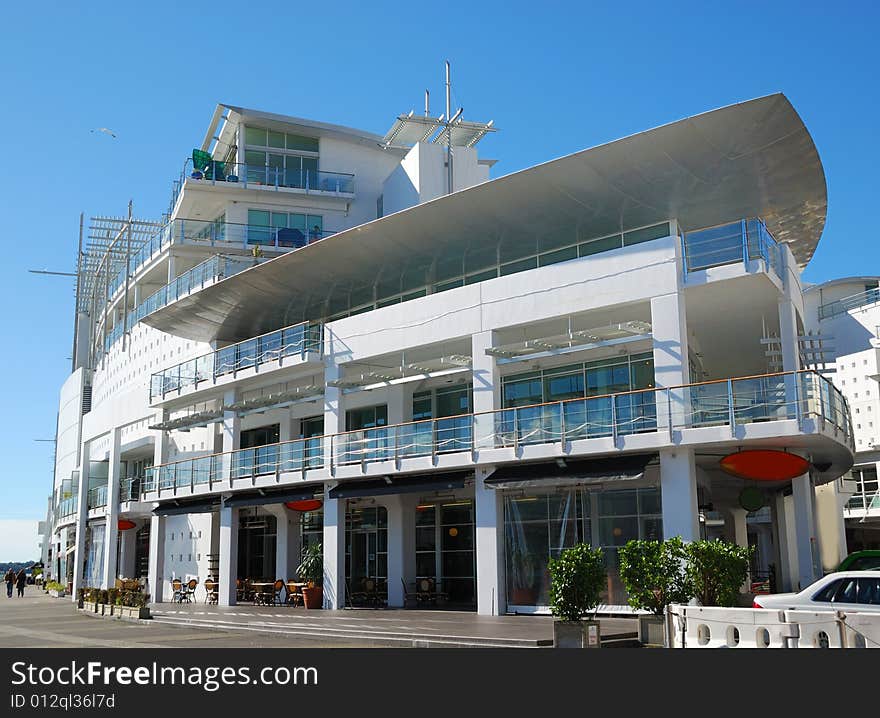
[{"x1": 146, "y1": 93, "x2": 826, "y2": 344}]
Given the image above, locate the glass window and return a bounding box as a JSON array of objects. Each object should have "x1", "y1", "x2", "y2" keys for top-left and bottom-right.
[
  {"x1": 500, "y1": 257, "x2": 537, "y2": 276},
  {"x1": 599, "y1": 490, "x2": 638, "y2": 516},
  {"x1": 623, "y1": 223, "x2": 670, "y2": 246},
  {"x1": 539, "y1": 246, "x2": 578, "y2": 267},
  {"x1": 813, "y1": 580, "x2": 841, "y2": 602},
  {"x1": 436, "y1": 386, "x2": 471, "y2": 417},
  {"x1": 544, "y1": 371, "x2": 584, "y2": 402},
  {"x1": 464, "y1": 245, "x2": 497, "y2": 274},
  {"x1": 835, "y1": 578, "x2": 858, "y2": 603},
  {"x1": 346, "y1": 405, "x2": 388, "y2": 431},
  {"x1": 287, "y1": 133, "x2": 319, "y2": 152},
  {"x1": 245, "y1": 126, "x2": 267, "y2": 146},
  {"x1": 267, "y1": 130, "x2": 285, "y2": 148},
  {"x1": 503, "y1": 375, "x2": 543, "y2": 408},
  {"x1": 856, "y1": 577, "x2": 880, "y2": 605},
  {"x1": 579, "y1": 234, "x2": 621, "y2": 257},
  {"x1": 412, "y1": 391, "x2": 432, "y2": 421}
]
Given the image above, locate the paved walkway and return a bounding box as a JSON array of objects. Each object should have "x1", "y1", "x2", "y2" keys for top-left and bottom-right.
[
  {"x1": 0, "y1": 588, "x2": 638, "y2": 648},
  {"x1": 151, "y1": 602, "x2": 638, "y2": 647},
  {"x1": 0, "y1": 588, "x2": 380, "y2": 648}
]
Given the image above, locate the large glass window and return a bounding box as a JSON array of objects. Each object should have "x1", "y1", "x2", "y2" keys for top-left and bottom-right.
[
  {"x1": 346, "y1": 506, "x2": 388, "y2": 602},
  {"x1": 237, "y1": 511, "x2": 277, "y2": 581},
  {"x1": 504, "y1": 486, "x2": 661, "y2": 607},
  {"x1": 414, "y1": 500, "x2": 475, "y2": 605},
  {"x1": 243, "y1": 126, "x2": 320, "y2": 189},
  {"x1": 247, "y1": 209, "x2": 323, "y2": 246}
]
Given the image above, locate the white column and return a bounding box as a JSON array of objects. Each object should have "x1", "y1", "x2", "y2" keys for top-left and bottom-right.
[
  {"x1": 726, "y1": 507, "x2": 750, "y2": 592},
  {"x1": 153, "y1": 411, "x2": 169, "y2": 467},
  {"x1": 471, "y1": 331, "x2": 500, "y2": 450},
  {"x1": 792, "y1": 474, "x2": 820, "y2": 589},
  {"x1": 288, "y1": 510, "x2": 303, "y2": 579},
  {"x1": 772, "y1": 491, "x2": 793, "y2": 592},
  {"x1": 385, "y1": 495, "x2": 414, "y2": 607},
  {"x1": 118, "y1": 524, "x2": 137, "y2": 578},
  {"x1": 279, "y1": 409, "x2": 293, "y2": 444},
  {"x1": 651, "y1": 293, "x2": 689, "y2": 430},
  {"x1": 167, "y1": 252, "x2": 176, "y2": 283},
  {"x1": 265, "y1": 505, "x2": 290, "y2": 581},
  {"x1": 147, "y1": 514, "x2": 166, "y2": 602},
  {"x1": 101, "y1": 428, "x2": 122, "y2": 589},
  {"x1": 659, "y1": 449, "x2": 700, "y2": 541},
  {"x1": 71, "y1": 439, "x2": 91, "y2": 600},
  {"x1": 475, "y1": 466, "x2": 505, "y2": 615},
  {"x1": 322, "y1": 487, "x2": 346, "y2": 610},
  {"x1": 218, "y1": 506, "x2": 239, "y2": 606},
  {"x1": 324, "y1": 363, "x2": 342, "y2": 470},
  {"x1": 221, "y1": 389, "x2": 240, "y2": 483}
]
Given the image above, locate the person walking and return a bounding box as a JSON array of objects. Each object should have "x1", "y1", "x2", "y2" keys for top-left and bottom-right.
[
  {"x1": 3, "y1": 568, "x2": 13, "y2": 598},
  {"x1": 15, "y1": 568, "x2": 26, "y2": 598}
]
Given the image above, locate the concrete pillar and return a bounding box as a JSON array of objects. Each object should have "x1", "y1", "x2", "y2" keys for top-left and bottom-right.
[
  {"x1": 772, "y1": 491, "x2": 793, "y2": 592},
  {"x1": 147, "y1": 514, "x2": 166, "y2": 602},
  {"x1": 101, "y1": 428, "x2": 122, "y2": 588},
  {"x1": 651, "y1": 293, "x2": 689, "y2": 429},
  {"x1": 659, "y1": 449, "x2": 700, "y2": 541},
  {"x1": 265, "y1": 505, "x2": 291, "y2": 580},
  {"x1": 792, "y1": 474, "x2": 820, "y2": 589},
  {"x1": 118, "y1": 524, "x2": 137, "y2": 578},
  {"x1": 167, "y1": 252, "x2": 176, "y2": 283},
  {"x1": 71, "y1": 439, "x2": 91, "y2": 600},
  {"x1": 218, "y1": 506, "x2": 239, "y2": 606},
  {"x1": 221, "y1": 389, "x2": 240, "y2": 483},
  {"x1": 471, "y1": 331, "x2": 500, "y2": 450},
  {"x1": 385, "y1": 494, "x2": 415, "y2": 607},
  {"x1": 322, "y1": 487, "x2": 346, "y2": 610},
  {"x1": 279, "y1": 409, "x2": 293, "y2": 443},
  {"x1": 726, "y1": 507, "x2": 750, "y2": 592},
  {"x1": 475, "y1": 467, "x2": 505, "y2": 615},
  {"x1": 288, "y1": 510, "x2": 303, "y2": 579},
  {"x1": 153, "y1": 411, "x2": 169, "y2": 468},
  {"x1": 324, "y1": 364, "x2": 342, "y2": 469}
]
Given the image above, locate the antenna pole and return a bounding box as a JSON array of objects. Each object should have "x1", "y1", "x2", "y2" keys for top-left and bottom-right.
[{"x1": 446, "y1": 60, "x2": 453, "y2": 194}]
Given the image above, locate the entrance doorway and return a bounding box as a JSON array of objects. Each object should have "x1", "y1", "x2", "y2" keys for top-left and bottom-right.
[
  {"x1": 237, "y1": 511, "x2": 277, "y2": 581},
  {"x1": 346, "y1": 506, "x2": 388, "y2": 601},
  {"x1": 415, "y1": 500, "x2": 475, "y2": 607}
]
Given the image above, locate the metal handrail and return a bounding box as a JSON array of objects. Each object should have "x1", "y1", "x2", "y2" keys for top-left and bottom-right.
[
  {"x1": 141, "y1": 369, "x2": 851, "y2": 498},
  {"x1": 818, "y1": 287, "x2": 880, "y2": 320},
  {"x1": 150, "y1": 320, "x2": 323, "y2": 400}
]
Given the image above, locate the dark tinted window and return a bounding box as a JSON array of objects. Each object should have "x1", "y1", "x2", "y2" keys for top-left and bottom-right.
[
  {"x1": 813, "y1": 580, "x2": 841, "y2": 602},
  {"x1": 848, "y1": 556, "x2": 880, "y2": 571},
  {"x1": 835, "y1": 578, "x2": 859, "y2": 603},
  {"x1": 856, "y1": 577, "x2": 880, "y2": 605}
]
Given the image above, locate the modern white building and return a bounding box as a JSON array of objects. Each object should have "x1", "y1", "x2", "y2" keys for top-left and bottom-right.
[
  {"x1": 802, "y1": 277, "x2": 880, "y2": 553},
  {"x1": 44, "y1": 92, "x2": 855, "y2": 615}
]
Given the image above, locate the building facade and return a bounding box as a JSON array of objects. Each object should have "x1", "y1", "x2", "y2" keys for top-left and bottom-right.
[
  {"x1": 44, "y1": 93, "x2": 855, "y2": 614},
  {"x1": 803, "y1": 277, "x2": 880, "y2": 555}
]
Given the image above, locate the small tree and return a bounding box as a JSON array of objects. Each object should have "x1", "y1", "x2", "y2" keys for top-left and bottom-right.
[
  {"x1": 685, "y1": 539, "x2": 753, "y2": 607},
  {"x1": 296, "y1": 542, "x2": 324, "y2": 587},
  {"x1": 619, "y1": 537, "x2": 691, "y2": 616},
  {"x1": 548, "y1": 544, "x2": 606, "y2": 622}
]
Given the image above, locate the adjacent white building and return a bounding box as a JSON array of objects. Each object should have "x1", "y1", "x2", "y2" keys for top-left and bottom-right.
[
  {"x1": 44, "y1": 92, "x2": 855, "y2": 614},
  {"x1": 802, "y1": 277, "x2": 880, "y2": 554}
]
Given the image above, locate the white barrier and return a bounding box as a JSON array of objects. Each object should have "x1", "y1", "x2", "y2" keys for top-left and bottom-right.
[
  {"x1": 670, "y1": 606, "x2": 790, "y2": 648},
  {"x1": 670, "y1": 605, "x2": 880, "y2": 648}
]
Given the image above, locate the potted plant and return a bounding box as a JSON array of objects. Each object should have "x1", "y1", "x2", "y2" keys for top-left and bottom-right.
[
  {"x1": 46, "y1": 581, "x2": 67, "y2": 598},
  {"x1": 296, "y1": 542, "x2": 323, "y2": 609},
  {"x1": 547, "y1": 544, "x2": 606, "y2": 648},
  {"x1": 619, "y1": 537, "x2": 691, "y2": 646},
  {"x1": 685, "y1": 539, "x2": 753, "y2": 607}
]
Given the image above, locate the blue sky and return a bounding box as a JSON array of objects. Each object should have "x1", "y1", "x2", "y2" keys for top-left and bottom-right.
[{"x1": 0, "y1": 1, "x2": 877, "y2": 555}]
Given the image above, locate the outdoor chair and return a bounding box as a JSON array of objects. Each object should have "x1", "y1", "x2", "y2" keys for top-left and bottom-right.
[
  {"x1": 171, "y1": 578, "x2": 184, "y2": 603},
  {"x1": 182, "y1": 578, "x2": 198, "y2": 603},
  {"x1": 285, "y1": 580, "x2": 303, "y2": 607},
  {"x1": 401, "y1": 579, "x2": 420, "y2": 608},
  {"x1": 204, "y1": 578, "x2": 218, "y2": 605},
  {"x1": 191, "y1": 149, "x2": 226, "y2": 181},
  {"x1": 272, "y1": 579, "x2": 286, "y2": 606}
]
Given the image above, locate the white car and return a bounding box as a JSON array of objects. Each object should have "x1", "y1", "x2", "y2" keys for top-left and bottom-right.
[{"x1": 753, "y1": 571, "x2": 880, "y2": 613}]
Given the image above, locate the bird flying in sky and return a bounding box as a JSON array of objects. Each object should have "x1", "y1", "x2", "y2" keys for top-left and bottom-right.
[{"x1": 90, "y1": 127, "x2": 117, "y2": 138}]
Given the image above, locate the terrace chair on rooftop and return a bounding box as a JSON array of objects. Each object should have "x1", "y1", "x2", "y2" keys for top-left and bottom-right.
[{"x1": 191, "y1": 148, "x2": 226, "y2": 181}]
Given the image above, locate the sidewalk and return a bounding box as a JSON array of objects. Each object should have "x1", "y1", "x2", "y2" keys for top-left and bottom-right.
[{"x1": 152, "y1": 602, "x2": 639, "y2": 647}]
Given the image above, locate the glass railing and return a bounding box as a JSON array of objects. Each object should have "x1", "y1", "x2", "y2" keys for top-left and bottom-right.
[
  {"x1": 181, "y1": 158, "x2": 355, "y2": 194},
  {"x1": 818, "y1": 287, "x2": 880, "y2": 320},
  {"x1": 139, "y1": 370, "x2": 852, "y2": 500},
  {"x1": 846, "y1": 489, "x2": 880, "y2": 511},
  {"x1": 683, "y1": 218, "x2": 781, "y2": 277},
  {"x1": 119, "y1": 477, "x2": 145, "y2": 502},
  {"x1": 150, "y1": 321, "x2": 323, "y2": 400},
  {"x1": 57, "y1": 496, "x2": 78, "y2": 518},
  {"x1": 87, "y1": 485, "x2": 108, "y2": 509}
]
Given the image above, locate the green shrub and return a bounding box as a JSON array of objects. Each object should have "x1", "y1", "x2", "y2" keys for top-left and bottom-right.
[
  {"x1": 547, "y1": 544, "x2": 606, "y2": 622},
  {"x1": 45, "y1": 581, "x2": 66, "y2": 592},
  {"x1": 685, "y1": 539, "x2": 753, "y2": 607},
  {"x1": 619, "y1": 537, "x2": 692, "y2": 616}
]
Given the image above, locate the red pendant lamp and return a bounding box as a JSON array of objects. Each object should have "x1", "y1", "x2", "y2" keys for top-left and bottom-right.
[
  {"x1": 719, "y1": 450, "x2": 809, "y2": 482},
  {"x1": 285, "y1": 499, "x2": 323, "y2": 512}
]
